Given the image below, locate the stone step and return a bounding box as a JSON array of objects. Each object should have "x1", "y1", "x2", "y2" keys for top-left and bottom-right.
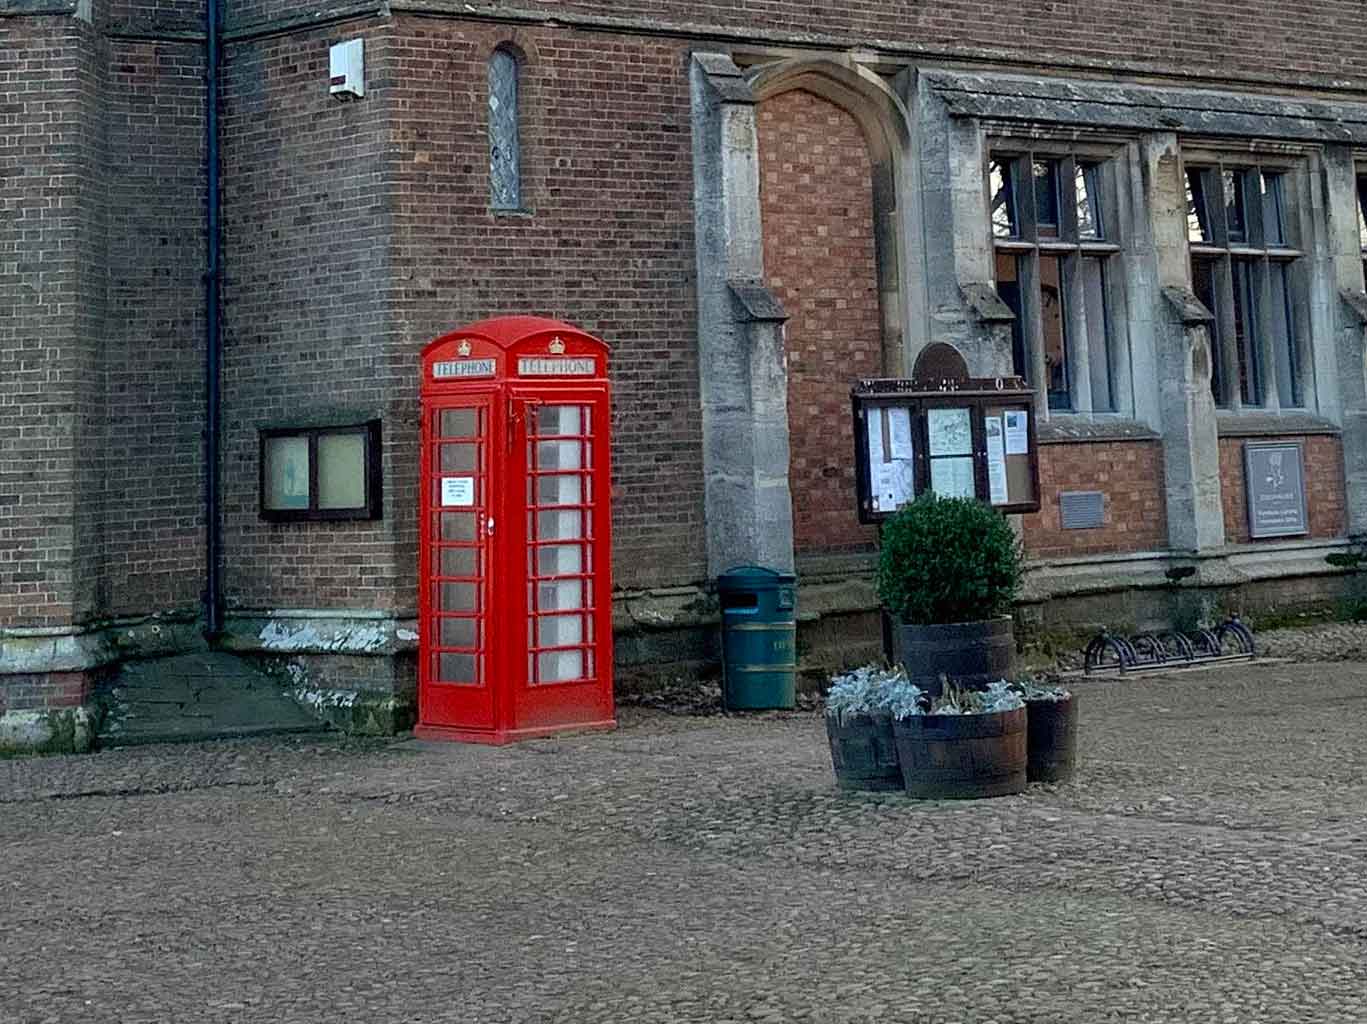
[{"x1": 98, "y1": 653, "x2": 328, "y2": 749}]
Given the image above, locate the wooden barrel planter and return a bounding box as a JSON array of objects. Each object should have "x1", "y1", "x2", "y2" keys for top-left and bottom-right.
[
  {"x1": 893, "y1": 617, "x2": 1015, "y2": 696},
  {"x1": 892, "y1": 707, "x2": 1027, "y2": 799},
  {"x1": 825, "y1": 712, "x2": 902, "y2": 792},
  {"x1": 1025, "y1": 695, "x2": 1077, "y2": 784}
]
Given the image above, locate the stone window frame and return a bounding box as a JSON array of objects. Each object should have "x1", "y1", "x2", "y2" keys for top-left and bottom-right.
[
  {"x1": 984, "y1": 135, "x2": 1132, "y2": 418},
  {"x1": 1181, "y1": 143, "x2": 1314, "y2": 414}
]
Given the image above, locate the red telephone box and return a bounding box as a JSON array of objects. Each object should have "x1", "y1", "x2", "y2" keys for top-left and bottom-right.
[{"x1": 416, "y1": 316, "x2": 615, "y2": 745}]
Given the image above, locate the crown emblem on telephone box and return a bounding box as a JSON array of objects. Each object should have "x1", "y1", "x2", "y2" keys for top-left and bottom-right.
[
  {"x1": 457, "y1": 340, "x2": 472, "y2": 356},
  {"x1": 549, "y1": 337, "x2": 566, "y2": 355}
]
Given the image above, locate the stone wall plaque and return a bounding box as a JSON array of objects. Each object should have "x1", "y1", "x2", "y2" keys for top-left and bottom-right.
[{"x1": 1244, "y1": 441, "x2": 1308, "y2": 539}]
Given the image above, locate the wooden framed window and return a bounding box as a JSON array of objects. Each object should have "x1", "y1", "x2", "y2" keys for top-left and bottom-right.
[{"x1": 260, "y1": 421, "x2": 382, "y2": 521}]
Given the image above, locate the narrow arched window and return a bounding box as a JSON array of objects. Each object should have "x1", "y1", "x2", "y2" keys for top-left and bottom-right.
[{"x1": 488, "y1": 48, "x2": 522, "y2": 210}]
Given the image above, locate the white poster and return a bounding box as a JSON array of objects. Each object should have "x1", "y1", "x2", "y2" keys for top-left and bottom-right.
[
  {"x1": 930, "y1": 456, "x2": 976, "y2": 499},
  {"x1": 866, "y1": 407, "x2": 886, "y2": 467},
  {"x1": 874, "y1": 460, "x2": 915, "y2": 512},
  {"x1": 888, "y1": 407, "x2": 915, "y2": 461},
  {"x1": 986, "y1": 416, "x2": 1009, "y2": 505},
  {"x1": 441, "y1": 476, "x2": 475, "y2": 507},
  {"x1": 1005, "y1": 410, "x2": 1029, "y2": 455},
  {"x1": 927, "y1": 407, "x2": 973, "y2": 457}
]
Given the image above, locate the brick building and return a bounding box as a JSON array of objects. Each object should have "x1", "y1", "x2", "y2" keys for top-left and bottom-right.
[{"x1": 5, "y1": 0, "x2": 1367, "y2": 746}]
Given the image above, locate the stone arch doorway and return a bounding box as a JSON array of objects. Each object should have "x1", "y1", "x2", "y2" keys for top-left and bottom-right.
[{"x1": 751, "y1": 61, "x2": 911, "y2": 556}]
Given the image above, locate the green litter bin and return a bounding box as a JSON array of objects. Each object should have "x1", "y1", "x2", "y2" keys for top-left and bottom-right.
[{"x1": 717, "y1": 565, "x2": 797, "y2": 710}]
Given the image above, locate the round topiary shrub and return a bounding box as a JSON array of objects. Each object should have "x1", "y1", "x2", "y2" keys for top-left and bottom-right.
[{"x1": 877, "y1": 494, "x2": 1023, "y2": 625}]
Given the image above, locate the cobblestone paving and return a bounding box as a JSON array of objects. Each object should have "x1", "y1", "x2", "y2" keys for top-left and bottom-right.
[{"x1": 3, "y1": 662, "x2": 1366, "y2": 1023}]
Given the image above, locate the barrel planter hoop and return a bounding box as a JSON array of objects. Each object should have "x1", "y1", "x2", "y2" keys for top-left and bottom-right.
[
  {"x1": 893, "y1": 616, "x2": 1015, "y2": 696},
  {"x1": 892, "y1": 707, "x2": 1027, "y2": 800},
  {"x1": 1025, "y1": 695, "x2": 1078, "y2": 784},
  {"x1": 825, "y1": 712, "x2": 902, "y2": 792}
]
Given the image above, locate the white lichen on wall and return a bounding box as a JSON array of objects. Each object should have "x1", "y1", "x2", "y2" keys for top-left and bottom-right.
[{"x1": 258, "y1": 620, "x2": 390, "y2": 654}]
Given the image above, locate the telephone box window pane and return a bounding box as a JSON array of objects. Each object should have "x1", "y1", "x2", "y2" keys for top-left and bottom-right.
[
  {"x1": 1261, "y1": 172, "x2": 1287, "y2": 247},
  {"x1": 440, "y1": 443, "x2": 478, "y2": 473},
  {"x1": 538, "y1": 649, "x2": 585, "y2": 684},
  {"x1": 264, "y1": 436, "x2": 310, "y2": 511},
  {"x1": 537, "y1": 440, "x2": 584, "y2": 471},
  {"x1": 990, "y1": 159, "x2": 1017, "y2": 238},
  {"x1": 1039, "y1": 254, "x2": 1070, "y2": 409},
  {"x1": 537, "y1": 509, "x2": 584, "y2": 541},
  {"x1": 539, "y1": 579, "x2": 585, "y2": 611},
  {"x1": 1270, "y1": 262, "x2": 1300, "y2": 407},
  {"x1": 317, "y1": 433, "x2": 367, "y2": 510},
  {"x1": 1187, "y1": 169, "x2": 1212, "y2": 242},
  {"x1": 1075, "y1": 163, "x2": 1102, "y2": 240},
  {"x1": 536, "y1": 405, "x2": 584, "y2": 437},
  {"x1": 536, "y1": 474, "x2": 585, "y2": 507},
  {"x1": 439, "y1": 653, "x2": 477, "y2": 684},
  {"x1": 537, "y1": 544, "x2": 585, "y2": 578},
  {"x1": 438, "y1": 583, "x2": 479, "y2": 613},
  {"x1": 440, "y1": 409, "x2": 478, "y2": 438},
  {"x1": 1034, "y1": 159, "x2": 1060, "y2": 238},
  {"x1": 489, "y1": 49, "x2": 522, "y2": 210},
  {"x1": 439, "y1": 512, "x2": 477, "y2": 542},
  {"x1": 1224, "y1": 169, "x2": 1247, "y2": 244},
  {"x1": 439, "y1": 617, "x2": 478, "y2": 649},
  {"x1": 439, "y1": 546, "x2": 478, "y2": 577}
]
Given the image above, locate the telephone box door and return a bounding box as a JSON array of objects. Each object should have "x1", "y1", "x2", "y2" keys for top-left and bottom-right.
[
  {"x1": 420, "y1": 395, "x2": 499, "y2": 732},
  {"x1": 511, "y1": 392, "x2": 614, "y2": 730}
]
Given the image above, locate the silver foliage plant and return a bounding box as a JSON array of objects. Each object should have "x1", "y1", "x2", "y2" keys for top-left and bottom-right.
[
  {"x1": 1011, "y1": 678, "x2": 1072, "y2": 702},
  {"x1": 825, "y1": 668, "x2": 1027, "y2": 721}
]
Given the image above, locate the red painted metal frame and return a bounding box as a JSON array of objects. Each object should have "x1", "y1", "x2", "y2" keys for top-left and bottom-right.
[{"x1": 416, "y1": 317, "x2": 615, "y2": 745}]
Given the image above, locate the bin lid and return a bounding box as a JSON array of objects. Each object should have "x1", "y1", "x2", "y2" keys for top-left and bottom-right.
[{"x1": 716, "y1": 565, "x2": 797, "y2": 591}]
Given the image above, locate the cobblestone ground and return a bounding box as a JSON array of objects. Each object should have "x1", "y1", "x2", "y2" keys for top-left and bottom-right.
[{"x1": 3, "y1": 661, "x2": 1366, "y2": 1024}]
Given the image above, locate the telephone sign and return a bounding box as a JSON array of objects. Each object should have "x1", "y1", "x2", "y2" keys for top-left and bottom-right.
[{"x1": 416, "y1": 317, "x2": 615, "y2": 745}]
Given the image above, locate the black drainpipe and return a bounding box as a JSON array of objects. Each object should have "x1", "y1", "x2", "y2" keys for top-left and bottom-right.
[{"x1": 204, "y1": 0, "x2": 224, "y2": 638}]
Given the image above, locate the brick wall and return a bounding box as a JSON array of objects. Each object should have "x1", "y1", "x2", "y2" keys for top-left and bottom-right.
[
  {"x1": 0, "y1": 16, "x2": 104, "y2": 628},
  {"x1": 220, "y1": 21, "x2": 400, "y2": 612},
  {"x1": 103, "y1": 37, "x2": 206, "y2": 617},
  {"x1": 759, "y1": 88, "x2": 881, "y2": 555},
  {"x1": 385, "y1": 20, "x2": 705, "y2": 591},
  {"x1": 1021, "y1": 440, "x2": 1168, "y2": 559},
  {"x1": 1219, "y1": 435, "x2": 1345, "y2": 543},
  {"x1": 228, "y1": 1, "x2": 1367, "y2": 89},
  {"x1": 0, "y1": 672, "x2": 93, "y2": 715}
]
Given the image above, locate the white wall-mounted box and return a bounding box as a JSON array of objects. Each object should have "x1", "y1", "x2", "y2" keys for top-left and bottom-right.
[{"x1": 329, "y1": 39, "x2": 365, "y2": 99}]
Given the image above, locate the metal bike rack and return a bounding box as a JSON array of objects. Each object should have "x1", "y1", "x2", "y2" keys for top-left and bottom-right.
[{"x1": 1084, "y1": 617, "x2": 1256, "y2": 675}]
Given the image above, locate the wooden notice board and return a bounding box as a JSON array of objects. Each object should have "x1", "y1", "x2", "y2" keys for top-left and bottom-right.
[{"x1": 851, "y1": 377, "x2": 1041, "y2": 523}]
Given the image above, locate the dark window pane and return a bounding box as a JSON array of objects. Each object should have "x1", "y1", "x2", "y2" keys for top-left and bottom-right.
[
  {"x1": 1034, "y1": 160, "x2": 1060, "y2": 239},
  {"x1": 1269, "y1": 262, "x2": 1300, "y2": 407},
  {"x1": 1186, "y1": 168, "x2": 1212, "y2": 243},
  {"x1": 489, "y1": 49, "x2": 522, "y2": 210},
  {"x1": 1192, "y1": 258, "x2": 1223, "y2": 405},
  {"x1": 1224, "y1": 168, "x2": 1247, "y2": 244},
  {"x1": 995, "y1": 251, "x2": 1027, "y2": 379},
  {"x1": 1232, "y1": 259, "x2": 1262, "y2": 405},
  {"x1": 1081, "y1": 258, "x2": 1112, "y2": 411},
  {"x1": 1040, "y1": 254, "x2": 1070, "y2": 409},
  {"x1": 1357, "y1": 175, "x2": 1367, "y2": 252},
  {"x1": 1261, "y1": 172, "x2": 1287, "y2": 247},
  {"x1": 990, "y1": 159, "x2": 1017, "y2": 238},
  {"x1": 1076, "y1": 163, "x2": 1102, "y2": 240}
]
